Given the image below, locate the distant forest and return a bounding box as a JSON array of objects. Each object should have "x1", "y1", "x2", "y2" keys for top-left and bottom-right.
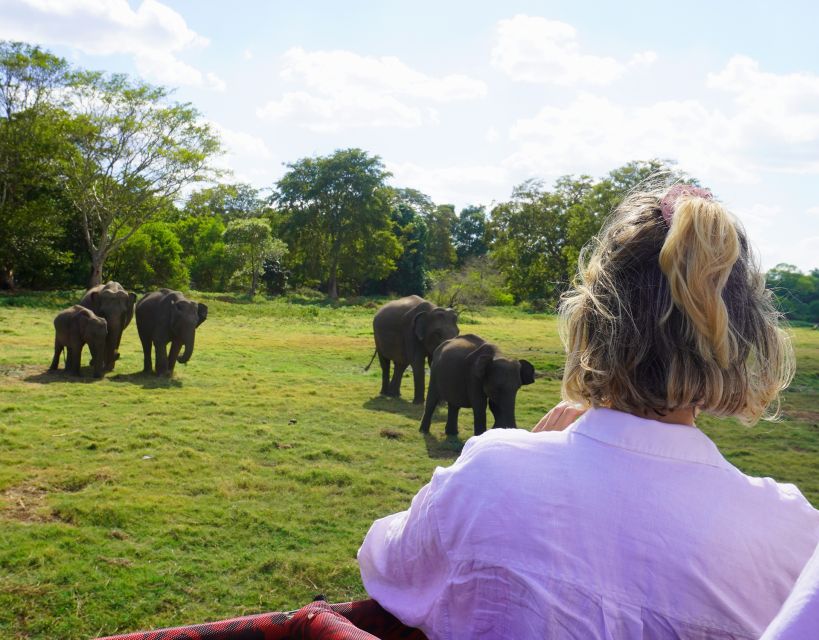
[{"x1": 1, "y1": 41, "x2": 816, "y2": 323}]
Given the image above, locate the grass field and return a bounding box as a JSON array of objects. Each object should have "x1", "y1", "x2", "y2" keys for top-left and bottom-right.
[{"x1": 1, "y1": 292, "x2": 817, "y2": 639}]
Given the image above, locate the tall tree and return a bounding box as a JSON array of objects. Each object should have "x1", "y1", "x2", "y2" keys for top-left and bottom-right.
[
  {"x1": 223, "y1": 218, "x2": 286, "y2": 296},
  {"x1": 453, "y1": 204, "x2": 488, "y2": 264},
  {"x1": 384, "y1": 188, "x2": 430, "y2": 296},
  {"x1": 0, "y1": 41, "x2": 72, "y2": 288},
  {"x1": 275, "y1": 148, "x2": 399, "y2": 298},
  {"x1": 63, "y1": 71, "x2": 220, "y2": 286},
  {"x1": 425, "y1": 203, "x2": 458, "y2": 270},
  {"x1": 182, "y1": 182, "x2": 267, "y2": 221}
]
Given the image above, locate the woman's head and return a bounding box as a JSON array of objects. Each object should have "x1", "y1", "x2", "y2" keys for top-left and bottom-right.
[{"x1": 560, "y1": 180, "x2": 794, "y2": 424}]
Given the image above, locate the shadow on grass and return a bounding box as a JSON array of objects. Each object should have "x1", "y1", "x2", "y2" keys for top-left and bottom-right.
[
  {"x1": 362, "y1": 395, "x2": 425, "y2": 420},
  {"x1": 422, "y1": 432, "x2": 464, "y2": 459},
  {"x1": 24, "y1": 368, "x2": 105, "y2": 384},
  {"x1": 108, "y1": 371, "x2": 183, "y2": 389}
]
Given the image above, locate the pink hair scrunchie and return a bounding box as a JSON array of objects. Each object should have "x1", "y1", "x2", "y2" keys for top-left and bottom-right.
[{"x1": 660, "y1": 184, "x2": 713, "y2": 225}]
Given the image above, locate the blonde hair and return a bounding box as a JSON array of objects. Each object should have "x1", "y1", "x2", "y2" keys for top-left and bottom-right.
[{"x1": 560, "y1": 183, "x2": 794, "y2": 424}]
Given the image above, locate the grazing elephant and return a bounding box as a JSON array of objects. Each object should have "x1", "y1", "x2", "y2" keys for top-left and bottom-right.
[
  {"x1": 136, "y1": 289, "x2": 208, "y2": 376},
  {"x1": 420, "y1": 334, "x2": 535, "y2": 436},
  {"x1": 368, "y1": 295, "x2": 459, "y2": 403},
  {"x1": 49, "y1": 305, "x2": 108, "y2": 378},
  {"x1": 80, "y1": 281, "x2": 137, "y2": 372}
]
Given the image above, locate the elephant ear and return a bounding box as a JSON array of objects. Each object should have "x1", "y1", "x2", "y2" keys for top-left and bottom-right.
[
  {"x1": 196, "y1": 303, "x2": 208, "y2": 327},
  {"x1": 466, "y1": 343, "x2": 495, "y2": 380},
  {"x1": 76, "y1": 309, "x2": 91, "y2": 340},
  {"x1": 519, "y1": 359, "x2": 536, "y2": 385},
  {"x1": 412, "y1": 310, "x2": 429, "y2": 342}
]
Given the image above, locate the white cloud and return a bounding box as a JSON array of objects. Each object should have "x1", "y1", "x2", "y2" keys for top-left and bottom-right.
[
  {"x1": 209, "y1": 121, "x2": 272, "y2": 160},
  {"x1": 808, "y1": 206, "x2": 819, "y2": 216},
  {"x1": 387, "y1": 161, "x2": 508, "y2": 207},
  {"x1": 505, "y1": 55, "x2": 819, "y2": 185},
  {"x1": 491, "y1": 15, "x2": 655, "y2": 85},
  {"x1": 0, "y1": 0, "x2": 224, "y2": 90},
  {"x1": 242, "y1": 48, "x2": 254, "y2": 61},
  {"x1": 257, "y1": 47, "x2": 486, "y2": 131},
  {"x1": 485, "y1": 127, "x2": 500, "y2": 143}
]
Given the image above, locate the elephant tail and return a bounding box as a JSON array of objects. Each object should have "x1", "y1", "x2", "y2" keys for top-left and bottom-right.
[{"x1": 364, "y1": 348, "x2": 378, "y2": 371}]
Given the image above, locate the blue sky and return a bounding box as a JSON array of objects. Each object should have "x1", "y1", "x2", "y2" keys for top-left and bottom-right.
[{"x1": 1, "y1": 0, "x2": 818, "y2": 270}]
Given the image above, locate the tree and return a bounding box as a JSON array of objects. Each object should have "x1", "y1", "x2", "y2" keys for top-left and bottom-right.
[
  {"x1": 173, "y1": 215, "x2": 233, "y2": 291},
  {"x1": 222, "y1": 218, "x2": 286, "y2": 296},
  {"x1": 766, "y1": 264, "x2": 819, "y2": 322},
  {"x1": 453, "y1": 205, "x2": 488, "y2": 264},
  {"x1": 181, "y1": 182, "x2": 267, "y2": 221},
  {"x1": 383, "y1": 188, "x2": 429, "y2": 296},
  {"x1": 425, "y1": 203, "x2": 458, "y2": 270},
  {"x1": 0, "y1": 41, "x2": 72, "y2": 288},
  {"x1": 107, "y1": 221, "x2": 189, "y2": 290},
  {"x1": 488, "y1": 160, "x2": 694, "y2": 305},
  {"x1": 275, "y1": 148, "x2": 398, "y2": 298},
  {"x1": 63, "y1": 71, "x2": 220, "y2": 286}
]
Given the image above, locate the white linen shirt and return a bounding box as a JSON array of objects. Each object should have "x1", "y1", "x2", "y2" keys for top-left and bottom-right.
[
  {"x1": 761, "y1": 541, "x2": 819, "y2": 639},
  {"x1": 358, "y1": 408, "x2": 819, "y2": 639}
]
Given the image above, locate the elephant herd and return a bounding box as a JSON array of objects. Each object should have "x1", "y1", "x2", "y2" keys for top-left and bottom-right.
[
  {"x1": 49, "y1": 286, "x2": 533, "y2": 437},
  {"x1": 370, "y1": 295, "x2": 535, "y2": 436},
  {"x1": 49, "y1": 282, "x2": 208, "y2": 378}
]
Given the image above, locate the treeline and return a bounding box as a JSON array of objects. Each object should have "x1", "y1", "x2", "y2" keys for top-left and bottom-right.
[
  {"x1": 4, "y1": 41, "x2": 815, "y2": 319},
  {"x1": 766, "y1": 265, "x2": 819, "y2": 324}
]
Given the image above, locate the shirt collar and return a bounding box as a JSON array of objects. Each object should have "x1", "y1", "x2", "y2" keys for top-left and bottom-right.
[{"x1": 569, "y1": 407, "x2": 731, "y2": 469}]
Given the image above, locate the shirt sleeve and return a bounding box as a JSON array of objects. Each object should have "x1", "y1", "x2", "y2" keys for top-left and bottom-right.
[
  {"x1": 760, "y1": 541, "x2": 819, "y2": 639},
  {"x1": 357, "y1": 471, "x2": 450, "y2": 630}
]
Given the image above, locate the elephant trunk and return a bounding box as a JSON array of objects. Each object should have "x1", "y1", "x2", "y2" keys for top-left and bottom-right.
[
  {"x1": 89, "y1": 341, "x2": 106, "y2": 378},
  {"x1": 103, "y1": 318, "x2": 121, "y2": 371},
  {"x1": 178, "y1": 333, "x2": 195, "y2": 364},
  {"x1": 489, "y1": 398, "x2": 517, "y2": 429}
]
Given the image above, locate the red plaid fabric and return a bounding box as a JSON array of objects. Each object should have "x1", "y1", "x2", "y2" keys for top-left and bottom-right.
[{"x1": 94, "y1": 599, "x2": 428, "y2": 640}]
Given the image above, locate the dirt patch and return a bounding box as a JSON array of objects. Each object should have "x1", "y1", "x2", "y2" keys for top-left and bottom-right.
[
  {"x1": 0, "y1": 364, "x2": 43, "y2": 379},
  {"x1": 1, "y1": 484, "x2": 55, "y2": 523}
]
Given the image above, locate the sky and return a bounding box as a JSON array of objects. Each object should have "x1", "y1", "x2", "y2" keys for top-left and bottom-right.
[{"x1": 1, "y1": 0, "x2": 818, "y2": 271}]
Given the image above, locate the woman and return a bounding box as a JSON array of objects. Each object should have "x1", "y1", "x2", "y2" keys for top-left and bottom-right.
[{"x1": 358, "y1": 184, "x2": 819, "y2": 639}]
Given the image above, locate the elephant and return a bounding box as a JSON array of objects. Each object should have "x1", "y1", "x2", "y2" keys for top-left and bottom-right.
[
  {"x1": 80, "y1": 281, "x2": 137, "y2": 372},
  {"x1": 135, "y1": 289, "x2": 208, "y2": 376},
  {"x1": 49, "y1": 305, "x2": 108, "y2": 378},
  {"x1": 420, "y1": 334, "x2": 535, "y2": 436},
  {"x1": 368, "y1": 295, "x2": 459, "y2": 404}
]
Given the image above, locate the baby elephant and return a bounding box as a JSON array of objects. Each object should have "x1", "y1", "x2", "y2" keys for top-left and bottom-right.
[
  {"x1": 50, "y1": 305, "x2": 108, "y2": 378},
  {"x1": 420, "y1": 334, "x2": 535, "y2": 436}
]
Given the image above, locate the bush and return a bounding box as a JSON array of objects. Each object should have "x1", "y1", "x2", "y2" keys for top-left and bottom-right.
[
  {"x1": 261, "y1": 257, "x2": 290, "y2": 295},
  {"x1": 108, "y1": 222, "x2": 188, "y2": 290},
  {"x1": 427, "y1": 256, "x2": 513, "y2": 310}
]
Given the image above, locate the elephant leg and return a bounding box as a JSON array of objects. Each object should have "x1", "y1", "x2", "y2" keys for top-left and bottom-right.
[
  {"x1": 378, "y1": 354, "x2": 391, "y2": 396},
  {"x1": 167, "y1": 341, "x2": 182, "y2": 376},
  {"x1": 472, "y1": 397, "x2": 488, "y2": 436},
  {"x1": 419, "y1": 372, "x2": 440, "y2": 433},
  {"x1": 154, "y1": 340, "x2": 169, "y2": 376},
  {"x1": 389, "y1": 362, "x2": 408, "y2": 397},
  {"x1": 66, "y1": 345, "x2": 80, "y2": 376},
  {"x1": 140, "y1": 332, "x2": 153, "y2": 373},
  {"x1": 411, "y1": 357, "x2": 426, "y2": 404},
  {"x1": 445, "y1": 404, "x2": 460, "y2": 436},
  {"x1": 50, "y1": 339, "x2": 62, "y2": 370}
]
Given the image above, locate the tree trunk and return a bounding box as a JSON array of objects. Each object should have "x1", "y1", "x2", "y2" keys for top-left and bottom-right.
[
  {"x1": 327, "y1": 244, "x2": 340, "y2": 300},
  {"x1": 0, "y1": 266, "x2": 14, "y2": 290},
  {"x1": 89, "y1": 254, "x2": 104, "y2": 288}
]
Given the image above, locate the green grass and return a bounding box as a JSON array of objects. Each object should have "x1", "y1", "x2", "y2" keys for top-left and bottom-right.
[{"x1": 0, "y1": 292, "x2": 817, "y2": 639}]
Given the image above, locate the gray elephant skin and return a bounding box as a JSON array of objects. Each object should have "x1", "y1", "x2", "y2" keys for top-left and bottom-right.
[
  {"x1": 370, "y1": 295, "x2": 459, "y2": 403},
  {"x1": 79, "y1": 281, "x2": 137, "y2": 372},
  {"x1": 49, "y1": 305, "x2": 108, "y2": 378},
  {"x1": 420, "y1": 334, "x2": 535, "y2": 436},
  {"x1": 135, "y1": 289, "x2": 208, "y2": 376}
]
